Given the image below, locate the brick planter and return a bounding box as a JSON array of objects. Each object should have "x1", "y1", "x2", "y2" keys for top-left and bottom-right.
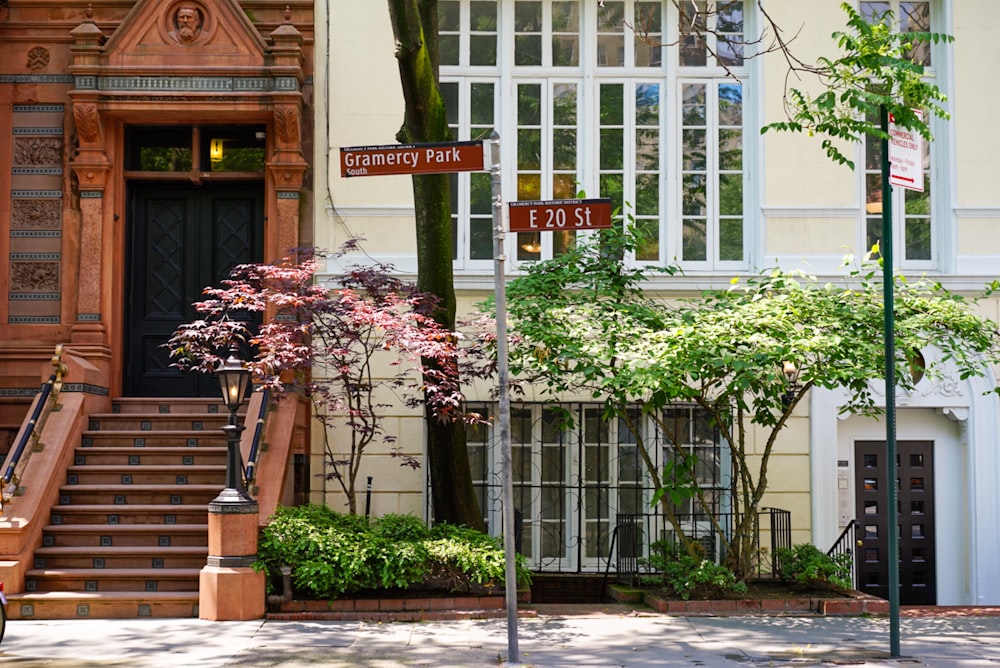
[
  {"x1": 610, "y1": 584, "x2": 887, "y2": 616},
  {"x1": 268, "y1": 589, "x2": 531, "y2": 622}
]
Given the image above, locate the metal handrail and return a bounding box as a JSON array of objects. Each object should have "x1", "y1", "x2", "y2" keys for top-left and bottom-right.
[
  {"x1": 243, "y1": 386, "x2": 271, "y2": 489},
  {"x1": 827, "y1": 519, "x2": 858, "y2": 590},
  {"x1": 1, "y1": 345, "x2": 68, "y2": 509}
]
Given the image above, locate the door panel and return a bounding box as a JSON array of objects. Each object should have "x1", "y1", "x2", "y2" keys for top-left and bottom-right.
[
  {"x1": 124, "y1": 183, "x2": 263, "y2": 397},
  {"x1": 855, "y1": 440, "x2": 936, "y2": 605}
]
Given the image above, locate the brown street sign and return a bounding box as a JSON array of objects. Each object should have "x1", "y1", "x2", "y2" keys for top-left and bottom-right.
[
  {"x1": 508, "y1": 198, "x2": 613, "y2": 232},
  {"x1": 340, "y1": 140, "x2": 488, "y2": 177}
]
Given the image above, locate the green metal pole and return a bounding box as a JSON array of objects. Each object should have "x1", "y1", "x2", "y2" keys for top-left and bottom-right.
[{"x1": 880, "y1": 104, "x2": 901, "y2": 658}]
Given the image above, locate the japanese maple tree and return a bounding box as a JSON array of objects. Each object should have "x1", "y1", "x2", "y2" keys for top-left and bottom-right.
[{"x1": 167, "y1": 242, "x2": 491, "y2": 515}]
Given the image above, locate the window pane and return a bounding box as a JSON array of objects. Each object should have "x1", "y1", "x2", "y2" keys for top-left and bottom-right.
[
  {"x1": 636, "y1": 129, "x2": 659, "y2": 170},
  {"x1": 552, "y1": 2, "x2": 580, "y2": 66},
  {"x1": 719, "y1": 218, "x2": 743, "y2": 261},
  {"x1": 438, "y1": 1, "x2": 460, "y2": 65},
  {"x1": 717, "y1": 1, "x2": 744, "y2": 66},
  {"x1": 470, "y1": 83, "x2": 495, "y2": 126},
  {"x1": 601, "y1": 129, "x2": 624, "y2": 168},
  {"x1": 635, "y1": 2, "x2": 663, "y2": 67},
  {"x1": 515, "y1": 1, "x2": 542, "y2": 66},
  {"x1": 718, "y1": 174, "x2": 742, "y2": 215},
  {"x1": 635, "y1": 218, "x2": 659, "y2": 261},
  {"x1": 901, "y1": 2, "x2": 931, "y2": 65},
  {"x1": 683, "y1": 218, "x2": 707, "y2": 261},
  {"x1": 597, "y1": 1, "x2": 625, "y2": 67},
  {"x1": 636, "y1": 173, "x2": 659, "y2": 215}
]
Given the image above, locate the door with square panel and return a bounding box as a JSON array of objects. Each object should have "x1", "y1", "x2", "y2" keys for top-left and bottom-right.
[
  {"x1": 124, "y1": 182, "x2": 263, "y2": 397},
  {"x1": 855, "y1": 440, "x2": 936, "y2": 605}
]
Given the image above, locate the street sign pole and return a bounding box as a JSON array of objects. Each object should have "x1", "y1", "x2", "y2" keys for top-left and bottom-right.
[
  {"x1": 489, "y1": 131, "x2": 519, "y2": 665},
  {"x1": 339, "y1": 135, "x2": 519, "y2": 662},
  {"x1": 881, "y1": 104, "x2": 901, "y2": 658}
]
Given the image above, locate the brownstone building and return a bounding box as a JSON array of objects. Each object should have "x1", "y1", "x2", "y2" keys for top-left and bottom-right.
[{"x1": 0, "y1": 0, "x2": 313, "y2": 618}]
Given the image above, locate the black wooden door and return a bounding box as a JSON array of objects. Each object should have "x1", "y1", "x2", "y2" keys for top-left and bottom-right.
[
  {"x1": 855, "y1": 440, "x2": 936, "y2": 605},
  {"x1": 124, "y1": 183, "x2": 263, "y2": 397}
]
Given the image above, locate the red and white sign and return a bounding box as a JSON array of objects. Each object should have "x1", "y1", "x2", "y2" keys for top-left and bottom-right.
[
  {"x1": 888, "y1": 110, "x2": 924, "y2": 192},
  {"x1": 508, "y1": 198, "x2": 613, "y2": 233},
  {"x1": 340, "y1": 140, "x2": 488, "y2": 178}
]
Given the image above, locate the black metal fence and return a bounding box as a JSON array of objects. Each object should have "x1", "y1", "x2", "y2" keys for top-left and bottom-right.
[
  {"x1": 609, "y1": 508, "x2": 792, "y2": 585},
  {"x1": 826, "y1": 519, "x2": 858, "y2": 590}
]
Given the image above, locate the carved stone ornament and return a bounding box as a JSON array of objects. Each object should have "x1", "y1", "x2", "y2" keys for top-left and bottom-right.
[
  {"x1": 274, "y1": 106, "x2": 300, "y2": 145},
  {"x1": 12, "y1": 200, "x2": 61, "y2": 230},
  {"x1": 167, "y1": 3, "x2": 208, "y2": 46},
  {"x1": 10, "y1": 261, "x2": 60, "y2": 292},
  {"x1": 27, "y1": 47, "x2": 50, "y2": 72},
  {"x1": 73, "y1": 104, "x2": 100, "y2": 145},
  {"x1": 13, "y1": 137, "x2": 61, "y2": 166}
]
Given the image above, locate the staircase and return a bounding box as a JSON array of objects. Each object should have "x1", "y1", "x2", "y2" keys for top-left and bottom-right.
[{"x1": 8, "y1": 398, "x2": 235, "y2": 619}]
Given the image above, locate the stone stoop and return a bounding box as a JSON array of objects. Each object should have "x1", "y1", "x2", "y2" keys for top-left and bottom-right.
[{"x1": 7, "y1": 398, "x2": 236, "y2": 620}]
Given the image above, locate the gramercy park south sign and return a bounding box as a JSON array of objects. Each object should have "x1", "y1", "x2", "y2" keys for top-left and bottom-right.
[{"x1": 340, "y1": 140, "x2": 487, "y2": 177}]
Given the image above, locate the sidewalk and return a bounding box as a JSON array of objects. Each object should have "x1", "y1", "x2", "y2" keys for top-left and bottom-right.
[{"x1": 0, "y1": 604, "x2": 999, "y2": 667}]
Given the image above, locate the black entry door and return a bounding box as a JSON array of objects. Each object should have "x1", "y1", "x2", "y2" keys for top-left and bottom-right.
[
  {"x1": 855, "y1": 440, "x2": 936, "y2": 605},
  {"x1": 124, "y1": 183, "x2": 263, "y2": 397}
]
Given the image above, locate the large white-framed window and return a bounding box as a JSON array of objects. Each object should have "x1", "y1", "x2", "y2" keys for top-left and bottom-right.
[
  {"x1": 465, "y1": 402, "x2": 729, "y2": 572},
  {"x1": 860, "y1": 0, "x2": 944, "y2": 270},
  {"x1": 440, "y1": 0, "x2": 753, "y2": 272}
]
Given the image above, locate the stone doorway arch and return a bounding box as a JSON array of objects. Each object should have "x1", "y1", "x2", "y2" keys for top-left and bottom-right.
[{"x1": 65, "y1": 1, "x2": 310, "y2": 395}]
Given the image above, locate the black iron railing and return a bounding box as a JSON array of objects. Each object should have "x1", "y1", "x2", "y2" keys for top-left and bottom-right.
[
  {"x1": 243, "y1": 387, "x2": 271, "y2": 490},
  {"x1": 827, "y1": 519, "x2": 858, "y2": 590},
  {"x1": 1, "y1": 345, "x2": 68, "y2": 509},
  {"x1": 610, "y1": 508, "x2": 792, "y2": 585}
]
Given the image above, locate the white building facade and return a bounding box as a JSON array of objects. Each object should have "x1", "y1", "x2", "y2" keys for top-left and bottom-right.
[{"x1": 314, "y1": 1, "x2": 1000, "y2": 606}]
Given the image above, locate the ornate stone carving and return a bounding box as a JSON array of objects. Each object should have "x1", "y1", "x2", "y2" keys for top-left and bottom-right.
[
  {"x1": 168, "y1": 4, "x2": 206, "y2": 45},
  {"x1": 12, "y1": 199, "x2": 61, "y2": 229},
  {"x1": 13, "y1": 137, "x2": 61, "y2": 166},
  {"x1": 27, "y1": 47, "x2": 50, "y2": 71},
  {"x1": 274, "y1": 106, "x2": 300, "y2": 145},
  {"x1": 73, "y1": 104, "x2": 100, "y2": 144},
  {"x1": 10, "y1": 261, "x2": 60, "y2": 292}
]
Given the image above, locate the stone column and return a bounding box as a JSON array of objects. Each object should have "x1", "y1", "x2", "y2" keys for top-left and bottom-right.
[{"x1": 198, "y1": 499, "x2": 265, "y2": 621}]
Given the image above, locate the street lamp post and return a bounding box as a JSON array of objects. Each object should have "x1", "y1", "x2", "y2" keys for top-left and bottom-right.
[
  {"x1": 200, "y1": 351, "x2": 264, "y2": 620},
  {"x1": 214, "y1": 353, "x2": 254, "y2": 505}
]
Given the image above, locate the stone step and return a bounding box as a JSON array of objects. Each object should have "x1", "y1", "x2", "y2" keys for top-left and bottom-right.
[
  {"x1": 66, "y1": 464, "x2": 225, "y2": 486},
  {"x1": 33, "y1": 545, "x2": 209, "y2": 570},
  {"x1": 72, "y1": 446, "x2": 228, "y2": 466},
  {"x1": 81, "y1": 430, "x2": 229, "y2": 448},
  {"x1": 50, "y1": 503, "x2": 208, "y2": 526},
  {"x1": 58, "y1": 484, "x2": 222, "y2": 506},
  {"x1": 87, "y1": 413, "x2": 234, "y2": 432},
  {"x1": 111, "y1": 397, "x2": 230, "y2": 415},
  {"x1": 42, "y1": 523, "x2": 208, "y2": 548},
  {"x1": 24, "y1": 568, "x2": 201, "y2": 593},
  {"x1": 6, "y1": 591, "x2": 200, "y2": 620}
]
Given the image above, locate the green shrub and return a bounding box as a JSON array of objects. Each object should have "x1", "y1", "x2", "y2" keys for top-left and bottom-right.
[
  {"x1": 256, "y1": 505, "x2": 529, "y2": 599},
  {"x1": 775, "y1": 543, "x2": 853, "y2": 590},
  {"x1": 639, "y1": 539, "x2": 747, "y2": 600}
]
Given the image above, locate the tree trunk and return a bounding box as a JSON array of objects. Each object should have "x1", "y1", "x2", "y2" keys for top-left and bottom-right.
[{"x1": 388, "y1": 0, "x2": 485, "y2": 530}]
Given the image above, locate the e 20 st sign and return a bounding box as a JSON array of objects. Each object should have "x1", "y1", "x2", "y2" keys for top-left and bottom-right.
[
  {"x1": 340, "y1": 140, "x2": 487, "y2": 177},
  {"x1": 508, "y1": 198, "x2": 613, "y2": 232}
]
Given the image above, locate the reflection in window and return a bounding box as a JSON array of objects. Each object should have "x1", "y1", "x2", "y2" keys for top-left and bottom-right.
[
  {"x1": 865, "y1": 500, "x2": 878, "y2": 515},
  {"x1": 861, "y1": 1, "x2": 936, "y2": 267},
  {"x1": 865, "y1": 524, "x2": 878, "y2": 539},
  {"x1": 864, "y1": 478, "x2": 878, "y2": 492}
]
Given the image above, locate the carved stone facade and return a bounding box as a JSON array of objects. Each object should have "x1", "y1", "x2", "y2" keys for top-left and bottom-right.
[{"x1": 0, "y1": 0, "x2": 314, "y2": 400}]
